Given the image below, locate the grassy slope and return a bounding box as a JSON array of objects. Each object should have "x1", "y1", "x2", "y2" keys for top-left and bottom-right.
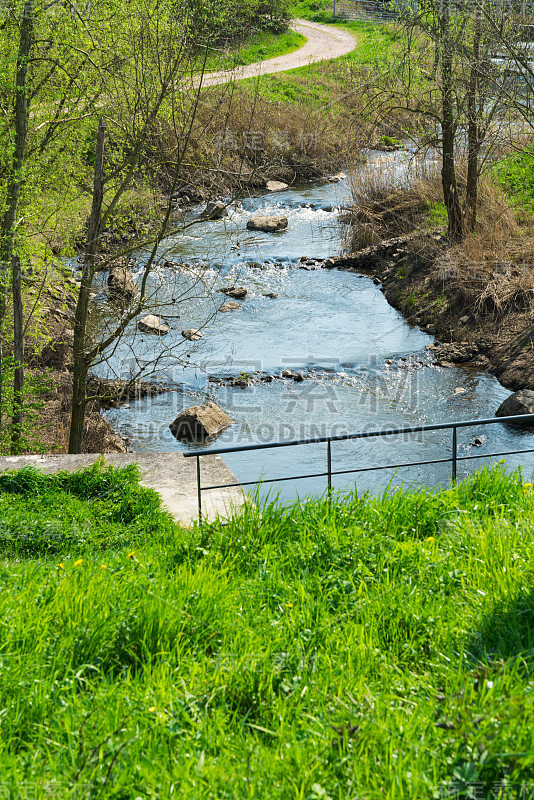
[
  {"x1": 1, "y1": 462, "x2": 534, "y2": 795},
  {"x1": 203, "y1": 29, "x2": 307, "y2": 72},
  {"x1": 492, "y1": 147, "x2": 534, "y2": 217},
  {"x1": 239, "y1": 19, "x2": 398, "y2": 106}
]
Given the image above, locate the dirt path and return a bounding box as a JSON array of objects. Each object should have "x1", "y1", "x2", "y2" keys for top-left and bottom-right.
[{"x1": 198, "y1": 19, "x2": 358, "y2": 88}]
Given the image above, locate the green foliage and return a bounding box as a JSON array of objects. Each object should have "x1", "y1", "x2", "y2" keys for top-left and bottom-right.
[
  {"x1": 0, "y1": 358, "x2": 54, "y2": 456},
  {"x1": 1, "y1": 464, "x2": 534, "y2": 794},
  {"x1": 198, "y1": 0, "x2": 291, "y2": 44},
  {"x1": 426, "y1": 200, "x2": 448, "y2": 227},
  {"x1": 379, "y1": 134, "x2": 402, "y2": 147},
  {"x1": 290, "y1": 0, "x2": 335, "y2": 22},
  {"x1": 492, "y1": 148, "x2": 534, "y2": 214}
]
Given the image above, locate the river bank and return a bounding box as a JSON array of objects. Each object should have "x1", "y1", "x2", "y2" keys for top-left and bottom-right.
[{"x1": 337, "y1": 224, "x2": 534, "y2": 395}]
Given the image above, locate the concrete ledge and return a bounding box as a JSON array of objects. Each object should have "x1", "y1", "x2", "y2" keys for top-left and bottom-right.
[{"x1": 0, "y1": 452, "x2": 245, "y2": 526}]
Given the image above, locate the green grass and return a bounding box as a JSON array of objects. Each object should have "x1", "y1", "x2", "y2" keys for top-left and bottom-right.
[
  {"x1": 426, "y1": 199, "x2": 448, "y2": 227},
  {"x1": 2, "y1": 462, "x2": 534, "y2": 796},
  {"x1": 203, "y1": 29, "x2": 307, "y2": 72},
  {"x1": 492, "y1": 147, "x2": 534, "y2": 216},
  {"x1": 291, "y1": 0, "x2": 335, "y2": 22},
  {"x1": 238, "y1": 20, "x2": 399, "y2": 107}
]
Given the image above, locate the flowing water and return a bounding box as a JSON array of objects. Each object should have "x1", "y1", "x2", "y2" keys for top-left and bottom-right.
[{"x1": 98, "y1": 152, "x2": 534, "y2": 501}]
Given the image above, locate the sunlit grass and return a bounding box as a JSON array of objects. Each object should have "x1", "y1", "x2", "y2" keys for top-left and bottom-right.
[
  {"x1": 202, "y1": 29, "x2": 307, "y2": 73},
  {"x1": 1, "y1": 462, "x2": 534, "y2": 796}
]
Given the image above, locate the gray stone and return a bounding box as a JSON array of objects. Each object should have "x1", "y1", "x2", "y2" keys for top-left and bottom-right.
[
  {"x1": 496, "y1": 390, "x2": 534, "y2": 421},
  {"x1": 182, "y1": 328, "x2": 203, "y2": 341},
  {"x1": 203, "y1": 200, "x2": 228, "y2": 220},
  {"x1": 263, "y1": 292, "x2": 278, "y2": 299},
  {"x1": 219, "y1": 286, "x2": 247, "y2": 299},
  {"x1": 108, "y1": 267, "x2": 138, "y2": 303},
  {"x1": 138, "y1": 314, "x2": 170, "y2": 335},
  {"x1": 169, "y1": 401, "x2": 232, "y2": 441},
  {"x1": 219, "y1": 301, "x2": 242, "y2": 312},
  {"x1": 327, "y1": 172, "x2": 347, "y2": 183},
  {"x1": 246, "y1": 215, "x2": 288, "y2": 233},
  {"x1": 266, "y1": 180, "x2": 289, "y2": 192}
]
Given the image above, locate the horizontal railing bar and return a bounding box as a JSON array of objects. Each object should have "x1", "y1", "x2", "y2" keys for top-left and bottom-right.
[
  {"x1": 200, "y1": 455, "x2": 456, "y2": 492},
  {"x1": 184, "y1": 413, "x2": 534, "y2": 458},
  {"x1": 456, "y1": 446, "x2": 534, "y2": 462},
  {"x1": 198, "y1": 445, "x2": 534, "y2": 493},
  {"x1": 200, "y1": 471, "x2": 330, "y2": 491}
]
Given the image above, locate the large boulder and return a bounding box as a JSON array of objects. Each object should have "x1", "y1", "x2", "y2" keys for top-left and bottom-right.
[
  {"x1": 202, "y1": 200, "x2": 228, "y2": 220},
  {"x1": 246, "y1": 215, "x2": 288, "y2": 233},
  {"x1": 169, "y1": 401, "x2": 232, "y2": 441},
  {"x1": 496, "y1": 390, "x2": 534, "y2": 422},
  {"x1": 219, "y1": 286, "x2": 247, "y2": 299},
  {"x1": 266, "y1": 180, "x2": 288, "y2": 192},
  {"x1": 138, "y1": 314, "x2": 170, "y2": 336},
  {"x1": 108, "y1": 267, "x2": 138, "y2": 303}
]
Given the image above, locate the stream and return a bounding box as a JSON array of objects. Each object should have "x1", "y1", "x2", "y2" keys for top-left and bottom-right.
[{"x1": 98, "y1": 151, "x2": 534, "y2": 502}]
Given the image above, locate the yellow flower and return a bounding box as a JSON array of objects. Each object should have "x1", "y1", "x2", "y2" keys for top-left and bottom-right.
[
  {"x1": 524, "y1": 483, "x2": 533, "y2": 490},
  {"x1": 149, "y1": 706, "x2": 157, "y2": 712},
  {"x1": 57, "y1": 563, "x2": 64, "y2": 569},
  {"x1": 285, "y1": 603, "x2": 293, "y2": 609},
  {"x1": 100, "y1": 564, "x2": 107, "y2": 570},
  {"x1": 128, "y1": 551, "x2": 136, "y2": 559},
  {"x1": 425, "y1": 537, "x2": 435, "y2": 542},
  {"x1": 73, "y1": 559, "x2": 83, "y2": 567}
]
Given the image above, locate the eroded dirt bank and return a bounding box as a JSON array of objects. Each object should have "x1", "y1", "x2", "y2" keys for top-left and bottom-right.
[
  {"x1": 329, "y1": 232, "x2": 534, "y2": 393},
  {"x1": 26, "y1": 276, "x2": 169, "y2": 454}
]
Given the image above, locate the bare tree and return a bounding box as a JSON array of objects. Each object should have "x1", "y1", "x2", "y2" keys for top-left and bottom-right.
[{"x1": 373, "y1": 0, "x2": 511, "y2": 240}]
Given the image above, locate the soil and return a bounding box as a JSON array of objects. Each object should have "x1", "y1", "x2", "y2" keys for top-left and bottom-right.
[{"x1": 23, "y1": 272, "x2": 171, "y2": 455}]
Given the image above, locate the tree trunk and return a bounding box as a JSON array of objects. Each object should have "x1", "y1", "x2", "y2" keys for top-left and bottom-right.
[
  {"x1": 0, "y1": 1, "x2": 33, "y2": 432},
  {"x1": 68, "y1": 117, "x2": 106, "y2": 454},
  {"x1": 11, "y1": 255, "x2": 23, "y2": 452},
  {"x1": 466, "y1": 3, "x2": 482, "y2": 232},
  {"x1": 440, "y1": 0, "x2": 464, "y2": 242}
]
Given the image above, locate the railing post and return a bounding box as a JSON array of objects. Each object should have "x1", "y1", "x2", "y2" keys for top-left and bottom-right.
[
  {"x1": 452, "y1": 426, "x2": 457, "y2": 482},
  {"x1": 327, "y1": 439, "x2": 332, "y2": 497},
  {"x1": 196, "y1": 455, "x2": 202, "y2": 521},
  {"x1": 333, "y1": 0, "x2": 336, "y2": 17}
]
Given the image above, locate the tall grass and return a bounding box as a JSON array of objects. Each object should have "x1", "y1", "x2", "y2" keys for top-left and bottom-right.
[
  {"x1": 1, "y1": 462, "x2": 534, "y2": 796},
  {"x1": 346, "y1": 152, "x2": 443, "y2": 248}
]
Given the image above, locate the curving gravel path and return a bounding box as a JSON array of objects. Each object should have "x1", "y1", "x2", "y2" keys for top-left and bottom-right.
[{"x1": 197, "y1": 19, "x2": 358, "y2": 88}]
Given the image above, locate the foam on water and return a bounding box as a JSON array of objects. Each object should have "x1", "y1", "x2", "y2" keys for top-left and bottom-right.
[{"x1": 99, "y1": 166, "x2": 534, "y2": 500}]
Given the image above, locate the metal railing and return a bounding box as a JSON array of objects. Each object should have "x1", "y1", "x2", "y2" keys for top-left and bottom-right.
[{"x1": 183, "y1": 413, "x2": 534, "y2": 519}]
